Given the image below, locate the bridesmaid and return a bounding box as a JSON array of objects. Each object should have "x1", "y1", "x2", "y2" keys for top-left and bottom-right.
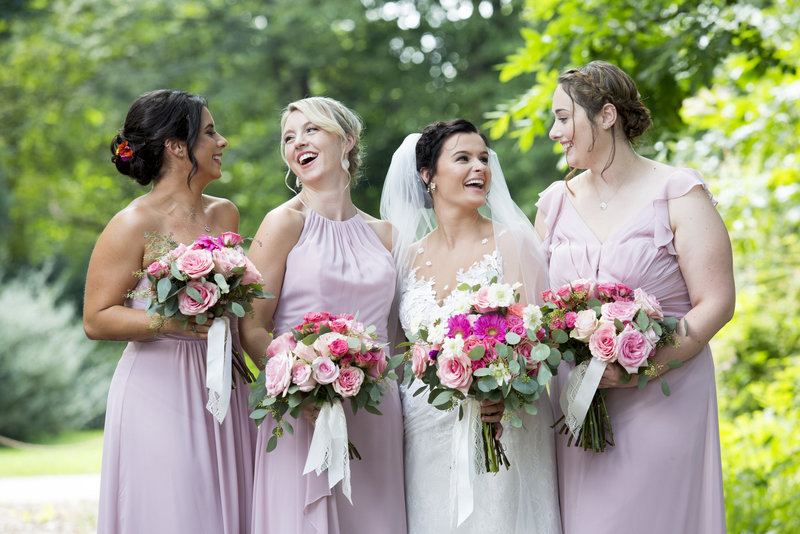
[
  {"x1": 240, "y1": 96, "x2": 406, "y2": 534},
  {"x1": 535, "y1": 61, "x2": 734, "y2": 534},
  {"x1": 84, "y1": 90, "x2": 256, "y2": 533}
]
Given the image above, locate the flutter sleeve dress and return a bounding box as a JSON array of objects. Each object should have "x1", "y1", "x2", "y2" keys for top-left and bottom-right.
[
  {"x1": 536, "y1": 169, "x2": 726, "y2": 534},
  {"x1": 250, "y1": 206, "x2": 406, "y2": 534}
]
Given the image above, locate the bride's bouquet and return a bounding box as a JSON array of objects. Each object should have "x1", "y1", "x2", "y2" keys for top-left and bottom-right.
[
  {"x1": 543, "y1": 279, "x2": 682, "y2": 452},
  {"x1": 142, "y1": 232, "x2": 270, "y2": 423},
  {"x1": 249, "y1": 311, "x2": 402, "y2": 502},
  {"x1": 403, "y1": 277, "x2": 562, "y2": 473}
]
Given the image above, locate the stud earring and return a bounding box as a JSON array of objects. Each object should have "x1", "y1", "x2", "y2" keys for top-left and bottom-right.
[{"x1": 428, "y1": 182, "x2": 437, "y2": 192}]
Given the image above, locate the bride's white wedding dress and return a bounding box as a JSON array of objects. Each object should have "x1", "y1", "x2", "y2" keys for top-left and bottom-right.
[{"x1": 399, "y1": 250, "x2": 562, "y2": 534}]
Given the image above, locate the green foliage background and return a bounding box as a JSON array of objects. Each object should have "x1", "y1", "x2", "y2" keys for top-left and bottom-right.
[{"x1": 1, "y1": 0, "x2": 797, "y2": 530}]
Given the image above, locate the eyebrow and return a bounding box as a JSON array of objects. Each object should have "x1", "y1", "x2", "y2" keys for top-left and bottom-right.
[
  {"x1": 552, "y1": 108, "x2": 570, "y2": 114},
  {"x1": 204, "y1": 122, "x2": 215, "y2": 129}
]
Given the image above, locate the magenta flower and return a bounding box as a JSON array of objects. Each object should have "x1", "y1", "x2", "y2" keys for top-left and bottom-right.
[
  {"x1": 447, "y1": 314, "x2": 472, "y2": 339},
  {"x1": 193, "y1": 234, "x2": 224, "y2": 251},
  {"x1": 472, "y1": 313, "x2": 507, "y2": 342}
]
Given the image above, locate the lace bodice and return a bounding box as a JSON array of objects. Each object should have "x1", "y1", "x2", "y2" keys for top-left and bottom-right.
[{"x1": 398, "y1": 250, "x2": 503, "y2": 336}]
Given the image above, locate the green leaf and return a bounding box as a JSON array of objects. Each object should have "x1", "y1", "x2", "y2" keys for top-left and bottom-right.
[
  {"x1": 170, "y1": 262, "x2": 186, "y2": 281},
  {"x1": 457, "y1": 283, "x2": 471, "y2": 291},
  {"x1": 660, "y1": 379, "x2": 671, "y2": 396},
  {"x1": 347, "y1": 337, "x2": 361, "y2": 349},
  {"x1": 432, "y1": 390, "x2": 455, "y2": 406},
  {"x1": 473, "y1": 367, "x2": 492, "y2": 377},
  {"x1": 524, "y1": 402, "x2": 538, "y2": 415},
  {"x1": 505, "y1": 331, "x2": 521, "y2": 345},
  {"x1": 511, "y1": 415, "x2": 523, "y2": 428},
  {"x1": 186, "y1": 285, "x2": 204, "y2": 304},
  {"x1": 231, "y1": 301, "x2": 245, "y2": 317},
  {"x1": 283, "y1": 420, "x2": 294, "y2": 435},
  {"x1": 364, "y1": 404, "x2": 383, "y2": 416},
  {"x1": 478, "y1": 376, "x2": 498, "y2": 392},
  {"x1": 537, "y1": 363, "x2": 553, "y2": 386},
  {"x1": 214, "y1": 273, "x2": 230, "y2": 293},
  {"x1": 561, "y1": 349, "x2": 575, "y2": 363},
  {"x1": 547, "y1": 348, "x2": 562, "y2": 367},
  {"x1": 533, "y1": 343, "x2": 550, "y2": 361},
  {"x1": 636, "y1": 310, "x2": 650, "y2": 331},
  {"x1": 666, "y1": 359, "x2": 683, "y2": 369},
  {"x1": 509, "y1": 359, "x2": 521, "y2": 375},
  {"x1": 637, "y1": 373, "x2": 648, "y2": 390},
  {"x1": 468, "y1": 345, "x2": 486, "y2": 361},
  {"x1": 157, "y1": 277, "x2": 173, "y2": 303},
  {"x1": 195, "y1": 313, "x2": 207, "y2": 325},
  {"x1": 266, "y1": 435, "x2": 278, "y2": 453},
  {"x1": 512, "y1": 376, "x2": 536, "y2": 395},
  {"x1": 249, "y1": 408, "x2": 268, "y2": 419},
  {"x1": 551, "y1": 329, "x2": 568, "y2": 344}
]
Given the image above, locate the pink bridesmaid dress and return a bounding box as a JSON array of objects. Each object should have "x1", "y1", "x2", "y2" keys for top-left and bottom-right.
[
  {"x1": 537, "y1": 169, "x2": 726, "y2": 534},
  {"x1": 98, "y1": 278, "x2": 257, "y2": 534},
  {"x1": 250, "y1": 206, "x2": 406, "y2": 534}
]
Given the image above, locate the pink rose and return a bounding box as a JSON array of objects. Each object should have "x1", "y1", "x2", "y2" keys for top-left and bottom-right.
[
  {"x1": 570, "y1": 278, "x2": 596, "y2": 298},
  {"x1": 304, "y1": 312, "x2": 331, "y2": 323},
  {"x1": 218, "y1": 231, "x2": 244, "y2": 246},
  {"x1": 333, "y1": 366, "x2": 365, "y2": 397},
  {"x1": 146, "y1": 260, "x2": 170, "y2": 278},
  {"x1": 541, "y1": 289, "x2": 559, "y2": 306},
  {"x1": 212, "y1": 247, "x2": 247, "y2": 277},
  {"x1": 364, "y1": 349, "x2": 387, "y2": 380},
  {"x1": 411, "y1": 343, "x2": 429, "y2": 378},
  {"x1": 328, "y1": 338, "x2": 350, "y2": 358},
  {"x1": 292, "y1": 361, "x2": 316, "y2": 392},
  {"x1": 293, "y1": 341, "x2": 317, "y2": 362},
  {"x1": 643, "y1": 326, "x2": 660, "y2": 346},
  {"x1": 312, "y1": 356, "x2": 340, "y2": 384},
  {"x1": 633, "y1": 288, "x2": 664, "y2": 320},
  {"x1": 564, "y1": 311, "x2": 578, "y2": 329},
  {"x1": 178, "y1": 279, "x2": 219, "y2": 316},
  {"x1": 601, "y1": 301, "x2": 638, "y2": 324},
  {"x1": 175, "y1": 248, "x2": 215, "y2": 279},
  {"x1": 267, "y1": 332, "x2": 297, "y2": 359},
  {"x1": 616, "y1": 324, "x2": 656, "y2": 374},
  {"x1": 588, "y1": 322, "x2": 618, "y2": 362},
  {"x1": 555, "y1": 284, "x2": 573, "y2": 304},
  {"x1": 535, "y1": 328, "x2": 546, "y2": 341},
  {"x1": 615, "y1": 284, "x2": 633, "y2": 300},
  {"x1": 516, "y1": 341, "x2": 540, "y2": 375},
  {"x1": 570, "y1": 309, "x2": 599, "y2": 342},
  {"x1": 328, "y1": 318, "x2": 349, "y2": 334},
  {"x1": 471, "y1": 287, "x2": 496, "y2": 313},
  {"x1": 596, "y1": 283, "x2": 618, "y2": 301},
  {"x1": 436, "y1": 352, "x2": 473, "y2": 393},
  {"x1": 505, "y1": 314, "x2": 526, "y2": 337},
  {"x1": 507, "y1": 302, "x2": 526, "y2": 317},
  {"x1": 241, "y1": 256, "x2": 263, "y2": 286},
  {"x1": 163, "y1": 243, "x2": 187, "y2": 263},
  {"x1": 264, "y1": 351, "x2": 294, "y2": 397}
]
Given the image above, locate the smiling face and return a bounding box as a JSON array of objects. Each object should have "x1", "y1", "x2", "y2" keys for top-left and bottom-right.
[
  {"x1": 190, "y1": 107, "x2": 227, "y2": 180},
  {"x1": 423, "y1": 132, "x2": 491, "y2": 211},
  {"x1": 282, "y1": 110, "x2": 350, "y2": 187},
  {"x1": 549, "y1": 84, "x2": 599, "y2": 170}
]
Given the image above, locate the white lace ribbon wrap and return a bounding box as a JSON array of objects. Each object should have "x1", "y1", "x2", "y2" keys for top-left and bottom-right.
[
  {"x1": 449, "y1": 397, "x2": 484, "y2": 527},
  {"x1": 560, "y1": 358, "x2": 607, "y2": 436},
  {"x1": 206, "y1": 316, "x2": 233, "y2": 424},
  {"x1": 303, "y1": 399, "x2": 352, "y2": 503}
]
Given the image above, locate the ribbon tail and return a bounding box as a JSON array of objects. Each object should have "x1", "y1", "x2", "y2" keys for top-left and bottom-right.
[
  {"x1": 450, "y1": 397, "x2": 480, "y2": 527},
  {"x1": 560, "y1": 358, "x2": 606, "y2": 437},
  {"x1": 206, "y1": 316, "x2": 233, "y2": 423},
  {"x1": 303, "y1": 400, "x2": 351, "y2": 503}
]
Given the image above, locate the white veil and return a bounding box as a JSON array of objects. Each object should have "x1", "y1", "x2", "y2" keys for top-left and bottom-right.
[{"x1": 380, "y1": 133, "x2": 549, "y2": 325}]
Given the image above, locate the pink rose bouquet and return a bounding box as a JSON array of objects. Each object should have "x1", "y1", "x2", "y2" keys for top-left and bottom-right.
[
  {"x1": 402, "y1": 277, "x2": 561, "y2": 472},
  {"x1": 143, "y1": 232, "x2": 270, "y2": 329},
  {"x1": 249, "y1": 311, "x2": 403, "y2": 456},
  {"x1": 542, "y1": 280, "x2": 682, "y2": 452}
]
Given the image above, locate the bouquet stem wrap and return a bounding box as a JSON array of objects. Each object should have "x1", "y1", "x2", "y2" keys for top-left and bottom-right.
[
  {"x1": 449, "y1": 397, "x2": 483, "y2": 527},
  {"x1": 206, "y1": 316, "x2": 233, "y2": 423},
  {"x1": 560, "y1": 358, "x2": 607, "y2": 437},
  {"x1": 303, "y1": 399, "x2": 352, "y2": 503}
]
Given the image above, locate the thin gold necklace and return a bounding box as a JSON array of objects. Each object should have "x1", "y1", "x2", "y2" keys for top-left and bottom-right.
[{"x1": 589, "y1": 173, "x2": 625, "y2": 211}]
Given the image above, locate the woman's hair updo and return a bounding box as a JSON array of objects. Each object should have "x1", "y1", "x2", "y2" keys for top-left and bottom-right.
[
  {"x1": 415, "y1": 118, "x2": 488, "y2": 178},
  {"x1": 557, "y1": 61, "x2": 652, "y2": 142},
  {"x1": 280, "y1": 96, "x2": 364, "y2": 185},
  {"x1": 110, "y1": 89, "x2": 207, "y2": 186}
]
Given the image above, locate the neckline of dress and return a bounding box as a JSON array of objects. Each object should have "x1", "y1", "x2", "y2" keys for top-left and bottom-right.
[
  {"x1": 561, "y1": 168, "x2": 686, "y2": 246},
  {"x1": 300, "y1": 198, "x2": 360, "y2": 223},
  {"x1": 407, "y1": 250, "x2": 501, "y2": 308}
]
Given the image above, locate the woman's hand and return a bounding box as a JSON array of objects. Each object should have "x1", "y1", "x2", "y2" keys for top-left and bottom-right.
[
  {"x1": 480, "y1": 399, "x2": 505, "y2": 439},
  {"x1": 598, "y1": 362, "x2": 639, "y2": 389}
]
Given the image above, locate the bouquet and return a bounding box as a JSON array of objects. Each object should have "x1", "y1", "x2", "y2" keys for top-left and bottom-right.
[
  {"x1": 403, "y1": 277, "x2": 562, "y2": 468},
  {"x1": 249, "y1": 311, "x2": 403, "y2": 502},
  {"x1": 142, "y1": 231, "x2": 271, "y2": 422},
  {"x1": 542, "y1": 279, "x2": 682, "y2": 452}
]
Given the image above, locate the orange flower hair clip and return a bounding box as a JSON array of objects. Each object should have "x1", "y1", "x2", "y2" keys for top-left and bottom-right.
[{"x1": 116, "y1": 141, "x2": 134, "y2": 162}]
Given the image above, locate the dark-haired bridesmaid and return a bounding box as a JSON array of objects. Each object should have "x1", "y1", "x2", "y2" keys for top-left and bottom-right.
[{"x1": 84, "y1": 89, "x2": 256, "y2": 534}]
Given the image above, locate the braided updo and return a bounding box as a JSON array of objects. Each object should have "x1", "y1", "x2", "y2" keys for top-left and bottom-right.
[
  {"x1": 558, "y1": 61, "x2": 652, "y2": 142},
  {"x1": 110, "y1": 89, "x2": 207, "y2": 186}
]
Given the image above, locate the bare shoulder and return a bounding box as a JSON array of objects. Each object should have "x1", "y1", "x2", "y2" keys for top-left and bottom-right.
[
  {"x1": 359, "y1": 210, "x2": 394, "y2": 252},
  {"x1": 249, "y1": 197, "x2": 306, "y2": 254}
]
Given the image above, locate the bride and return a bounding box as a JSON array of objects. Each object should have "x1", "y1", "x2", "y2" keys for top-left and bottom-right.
[{"x1": 381, "y1": 119, "x2": 561, "y2": 533}]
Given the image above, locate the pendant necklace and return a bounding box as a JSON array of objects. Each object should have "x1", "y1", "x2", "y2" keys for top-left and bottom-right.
[
  {"x1": 189, "y1": 205, "x2": 211, "y2": 233},
  {"x1": 590, "y1": 173, "x2": 625, "y2": 211}
]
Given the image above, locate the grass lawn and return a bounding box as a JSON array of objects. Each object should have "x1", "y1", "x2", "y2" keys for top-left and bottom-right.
[{"x1": 0, "y1": 430, "x2": 103, "y2": 477}]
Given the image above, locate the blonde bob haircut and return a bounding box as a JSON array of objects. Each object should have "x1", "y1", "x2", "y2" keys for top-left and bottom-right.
[{"x1": 280, "y1": 96, "x2": 364, "y2": 185}]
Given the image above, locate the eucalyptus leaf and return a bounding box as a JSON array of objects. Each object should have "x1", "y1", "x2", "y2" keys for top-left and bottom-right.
[
  {"x1": 157, "y1": 277, "x2": 172, "y2": 303},
  {"x1": 266, "y1": 435, "x2": 278, "y2": 453},
  {"x1": 551, "y1": 329, "x2": 568, "y2": 344},
  {"x1": 468, "y1": 345, "x2": 486, "y2": 361}
]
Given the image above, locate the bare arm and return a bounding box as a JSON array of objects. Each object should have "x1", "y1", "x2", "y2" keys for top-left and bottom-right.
[
  {"x1": 239, "y1": 205, "x2": 305, "y2": 368},
  {"x1": 600, "y1": 185, "x2": 735, "y2": 387}
]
